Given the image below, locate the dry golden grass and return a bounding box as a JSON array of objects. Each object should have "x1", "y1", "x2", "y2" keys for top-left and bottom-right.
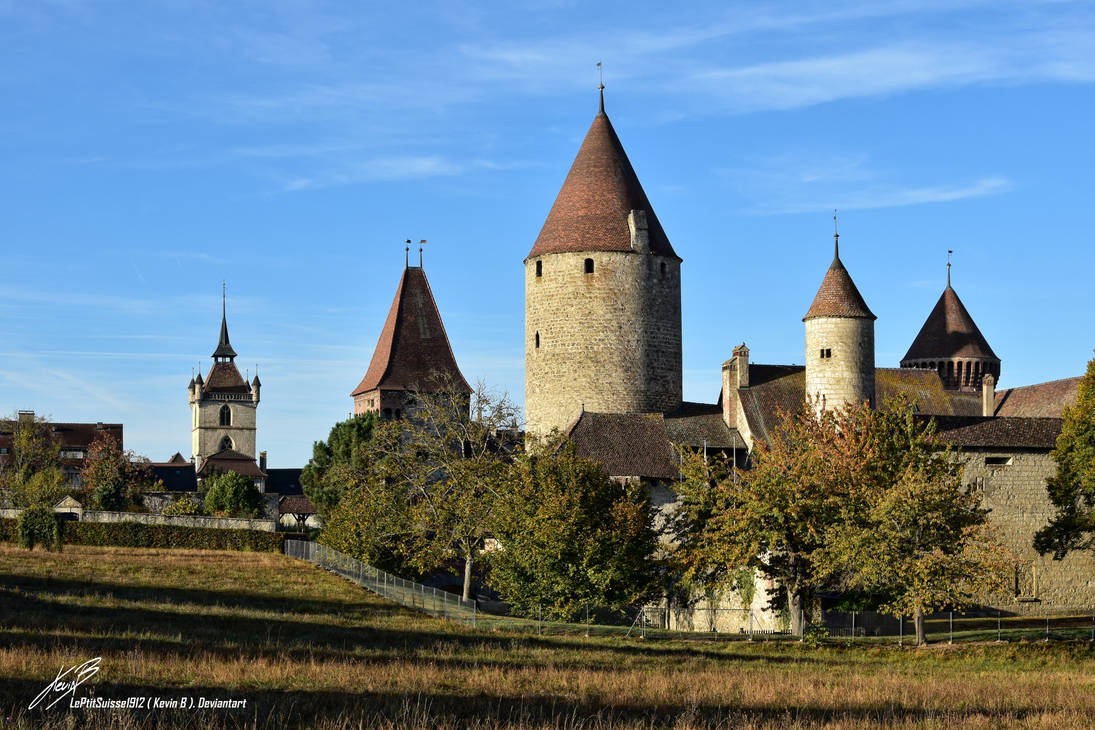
[{"x1": 4, "y1": 543, "x2": 1095, "y2": 728}]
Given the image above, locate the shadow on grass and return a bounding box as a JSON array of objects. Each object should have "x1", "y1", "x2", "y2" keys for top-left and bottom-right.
[
  {"x1": 0, "y1": 581, "x2": 834, "y2": 674},
  {"x1": 0, "y1": 676, "x2": 1077, "y2": 730}
]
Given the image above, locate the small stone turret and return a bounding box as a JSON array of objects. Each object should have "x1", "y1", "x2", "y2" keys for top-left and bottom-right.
[
  {"x1": 804, "y1": 231, "x2": 876, "y2": 413},
  {"x1": 251, "y1": 373, "x2": 261, "y2": 404}
]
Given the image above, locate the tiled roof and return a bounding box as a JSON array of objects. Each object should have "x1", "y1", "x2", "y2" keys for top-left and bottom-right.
[
  {"x1": 203, "y1": 361, "x2": 251, "y2": 394},
  {"x1": 196, "y1": 448, "x2": 266, "y2": 478},
  {"x1": 664, "y1": 401, "x2": 746, "y2": 450},
  {"x1": 901, "y1": 286, "x2": 998, "y2": 363},
  {"x1": 803, "y1": 254, "x2": 876, "y2": 321},
  {"x1": 279, "y1": 494, "x2": 316, "y2": 515},
  {"x1": 151, "y1": 463, "x2": 197, "y2": 492},
  {"x1": 565, "y1": 411, "x2": 679, "y2": 480},
  {"x1": 995, "y1": 377, "x2": 1081, "y2": 418},
  {"x1": 352, "y1": 267, "x2": 471, "y2": 396},
  {"x1": 265, "y1": 468, "x2": 304, "y2": 495},
  {"x1": 527, "y1": 99, "x2": 678, "y2": 260},
  {"x1": 930, "y1": 415, "x2": 1062, "y2": 449},
  {"x1": 737, "y1": 365, "x2": 983, "y2": 445}
]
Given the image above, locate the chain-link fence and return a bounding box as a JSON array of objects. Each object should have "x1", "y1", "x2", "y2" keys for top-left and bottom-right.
[
  {"x1": 284, "y1": 539, "x2": 478, "y2": 626},
  {"x1": 812, "y1": 607, "x2": 1095, "y2": 644}
]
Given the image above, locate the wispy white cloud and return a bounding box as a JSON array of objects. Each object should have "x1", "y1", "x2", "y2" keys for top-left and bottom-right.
[
  {"x1": 272, "y1": 155, "x2": 463, "y2": 192},
  {"x1": 747, "y1": 176, "x2": 1011, "y2": 215}
]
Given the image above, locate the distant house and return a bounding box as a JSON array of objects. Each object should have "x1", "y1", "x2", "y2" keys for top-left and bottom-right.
[{"x1": 0, "y1": 410, "x2": 123, "y2": 487}]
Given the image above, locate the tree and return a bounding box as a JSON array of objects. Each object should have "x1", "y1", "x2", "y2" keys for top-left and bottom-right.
[
  {"x1": 79, "y1": 432, "x2": 157, "y2": 511},
  {"x1": 819, "y1": 405, "x2": 1013, "y2": 645},
  {"x1": 1, "y1": 413, "x2": 65, "y2": 508},
  {"x1": 301, "y1": 412, "x2": 377, "y2": 517},
  {"x1": 202, "y1": 471, "x2": 263, "y2": 518},
  {"x1": 702, "y1": 402, "x2": 866, "y2": 636},
  {"x1": 1036, "y1": 354, "x2": 1095, "y2": 558},
  {"x1": 488, "y1": 438, "x2": 660, "y2": 620}
]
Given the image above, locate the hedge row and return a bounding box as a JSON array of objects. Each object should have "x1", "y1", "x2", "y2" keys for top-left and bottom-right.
[{"x1": 0, "y1": 518, "x2": 284, "y2": 553}]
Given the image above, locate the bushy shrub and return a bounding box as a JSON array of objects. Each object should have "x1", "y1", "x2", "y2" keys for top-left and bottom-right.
[
  {"x1": 11, "y1": 468, "x2": 66, "y2": 509},
  {"x1": 203, "y1": 472, "x2": 262, "y2": 518},
  {"x1": 162, "y1": 495, "x2": 203, "y2": 516},
  {"x1": 16, "y1": 505, "x2": 63, "y2": 551}
]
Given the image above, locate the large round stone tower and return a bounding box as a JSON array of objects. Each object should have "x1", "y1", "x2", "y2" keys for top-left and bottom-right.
[
  {"x1": 525, "y1": 90, "x2": 682, "y2": 437},
  {"x1": 803, "y1": 232, "x2": 876, "y2": 412}
]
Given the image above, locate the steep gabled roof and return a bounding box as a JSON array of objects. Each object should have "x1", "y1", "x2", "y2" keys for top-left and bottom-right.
[
  {"x1": 901, "y1": 285, "x2": 999, "y2": 363},
  {"x1": 196, "y1": 448, "x2": 266, "y2": 478},
  {"x1": 352, "y1": 267, "x2": 471, "y2": 396},
  {"x1": 995, "y1": 377, "x2": 1081, "y2": 418},
  {"x1": 803, "y1": 249, "x2": 875, "y2": 321},
  {"x1": 565, "y1": 411, "x2": 679, "y2": 480},
  {"x1": 203, "y1": 361, "x2": 251, "y2": 394},
  {"x1": 527, "y1": 93, "x2": 678, "y2": 260}
]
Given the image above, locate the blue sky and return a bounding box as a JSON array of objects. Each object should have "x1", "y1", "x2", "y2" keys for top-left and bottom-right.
[{"x1": 1, "y1": 0, "x2": 1093, "y2": 467}]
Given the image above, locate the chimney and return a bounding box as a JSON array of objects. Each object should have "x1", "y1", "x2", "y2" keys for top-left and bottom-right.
[
  {"x1": 982, "y1": 373, "x2": 996, "y2": 418},
  {"x1": 628, "y1": 210, "x2": 650, "y2": 254},
  {"x1": 17, "y1": 410, "x2": 34, "y2": 423},
  {"x1": 259, "y1": 450, "x2": 267, "y2": 471},
  {"x1": 721, "y1": 343, "x2": 750, "y2": 428}
]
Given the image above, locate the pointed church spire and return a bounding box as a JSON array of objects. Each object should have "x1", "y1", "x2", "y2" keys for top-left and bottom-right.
[{"x1": 212, "y1": 282, "x2": 238, "y2": 360}]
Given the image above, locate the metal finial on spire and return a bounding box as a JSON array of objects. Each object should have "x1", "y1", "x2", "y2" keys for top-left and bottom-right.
[
  {"x1": 405, "y1": 239, "x2": 411, "y2": 268},
  {"x1": 833, "y1": 209, "x2": 840, "y2": 259},
  {"x1": 596, "y1": 62, "x2": 605, "y2": 115},
  {"x1": 419, "y1": 239, "x2": 426, "y2": 267},
  {"x1": 947, "y1": 249, "x2": 953, "y2": 287},
  {"x1": 221, "y1": 281, "x2": 226, "y2": 317}
]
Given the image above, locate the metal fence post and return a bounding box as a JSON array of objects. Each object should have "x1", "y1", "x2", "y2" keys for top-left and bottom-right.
[
  {"x1": 998, "y1": 612, "x2": 1002, "y2": 642},
  {"x1": 899, "y1": 615, "x2": 903, "y2": 647},
  {"x1": 749, "y1": 611, "x2": 754, "y2": 642},
  {"x1": 585, "y1": 605, "x2": 589, "y2": 638},
  {"x1": 538, "y1": 604, "x2": 542, "y2": 635},
  {"x1": 851, "y1": 611, "x2": 856, "y2": 641},
  {"x1": 799, "y1": 607, "x2": 804, "y2": 642},
  {"x1": 949, "y1": 611, "x2": 953, "y2": 644},
  {"x1": 1046, "y1": 613, "x2": 1050, "y2": 641}
]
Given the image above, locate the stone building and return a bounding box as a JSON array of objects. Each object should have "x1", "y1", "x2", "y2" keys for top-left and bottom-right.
[
  {"x1": 352, "y1": 261, "x2": 471, "y2": 419},
  {"x1": 530, "y1": 91, "x2": 1088, "y2": 617},
  {"x1": 525, "y1": 88, "x2": 682, "y2": 437},
  {"x1": 0, "y1": 411, "x2": 123, "y2": 489},
  {"x1": 187, "y1": 291, "x2": 265, "y2": 487}
]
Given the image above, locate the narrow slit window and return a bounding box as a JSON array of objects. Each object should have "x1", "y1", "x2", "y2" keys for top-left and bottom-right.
[
  {"x1": 584, "y1": 258, "x2": 594, "y2": 274},
  {"x1": 535, "y1": 260, "x2": 542, "y2": 277},
  {"x1": 985, "y1": 456, "x2": 1013, "y2": 466},
  {"x1": 535, "y1": 332, "x2": 540, "y2": 348},
  {"x1": 820, "y1": 348, "x2": 832, "y2": 359}
]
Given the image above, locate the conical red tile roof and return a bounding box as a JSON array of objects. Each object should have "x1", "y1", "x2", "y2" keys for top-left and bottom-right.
[
  {"x1": 803, "y1": 254, "x2": 876, "y2": 321},
  {"x1": 527, "y1": 98, "x2": 678, "y2": 260},
  {"x1": 352, "y1": 267, "x2": 471, "y2": 396},
  {"x1": 901, "y1": 286, "x2": 998, "y2": 363}
]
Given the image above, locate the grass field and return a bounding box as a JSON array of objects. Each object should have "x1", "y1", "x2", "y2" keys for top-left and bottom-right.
[{"x1": 4, "y1": 545, "x2": 1095, "y2": 729}]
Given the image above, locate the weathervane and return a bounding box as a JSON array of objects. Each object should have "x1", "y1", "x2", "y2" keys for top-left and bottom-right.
[
  {"x1": 419, "y1": 239, "x2": 427, "y2": 267},
  {"x1": 947, "y1": 249, "x2": 953, "y2": 287},
  {"x1": 596, "y1": 62, "x2": 605, "y2": 113},
  {"x1": 833, "y1": 209, "x2": 839, "y2": 258},
  {"x1": 404, "y1": 239, "x2": 411, "y2": 268}
]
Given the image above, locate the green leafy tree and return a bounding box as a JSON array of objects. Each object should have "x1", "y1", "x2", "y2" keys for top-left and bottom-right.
[
  {"x1": 819, "y1": 405, "x2": 1013, "y2": 645},
  {"x1": 488, "y1": 438, "x2": 659, "y2": 620},
  {"x1": 17, "y1": 504, "x2": 63, "y2": 551},
  {"x1": 79, "y1": 432, "x2": 157, "y2": 511},
  {"x1": 703, "y1": 401, "x2": 865, "y2": 636},
  {"x1": 301, "y1": 412, "x2": 377, "y2": 517},
  {"x1": 1036, "y1": 355, "x2": 1095, "y2": 558},
  {"x1": 202, "y1": 471, "x2": 263, "y2": 518},
  {"x1": 1, "y1": 413, "x2": 65, "y2": 508}
]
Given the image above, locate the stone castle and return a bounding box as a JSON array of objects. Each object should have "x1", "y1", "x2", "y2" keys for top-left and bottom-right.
[{"x1": 519, "y1": 89, "x2": 1089, "y2": 614}]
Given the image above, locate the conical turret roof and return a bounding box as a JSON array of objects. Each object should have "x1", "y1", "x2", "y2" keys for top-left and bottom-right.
[
  {"x1": 901, "y1": 285, "x2": 998, "y2": 363},
  {"x1": 803, "y1": 244, "x2": 876, "y2": 321},
  {"x1": 212, "y1": 293, "x2": 237, "y2": 359},
  {"x1": 352, "y1": 266, "x2": 471, "y2": 396},
  {"x1": 527, "y1": 93, "x2": 678, "y2": 260}
]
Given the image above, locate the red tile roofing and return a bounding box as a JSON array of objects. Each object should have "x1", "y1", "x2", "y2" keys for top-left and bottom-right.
[
  {"x1": 527, "y1": 100, "x2": 678, "y2": 260},
  {"x1": 803, "y1": 253, "x2": 876, "y2": 321},
  {"x1": 352, "y1": 267, "x2": 470, "y2": 396},
  {"x1": 901, "y1": 286, "x2": 998, "y2": 363},
  {"x1": 565, "y1": 411, "x2": 679, "y2": 480},
  {"x1": 995, "y1": 377, "x2": 1081, "y2": 418}
]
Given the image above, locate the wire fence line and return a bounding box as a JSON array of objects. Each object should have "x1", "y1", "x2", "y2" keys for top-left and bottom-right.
[
  {"x1": 284, "y1": 539, "x2": 478, "y2": 626},
  {"x1": 286, "y1": 540, "x2": 1095, "y2": 644}
]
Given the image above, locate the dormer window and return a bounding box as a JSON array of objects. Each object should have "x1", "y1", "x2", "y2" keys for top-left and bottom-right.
[{"x1": 584, "y1": 258, "x2": 594, "y2": 274}]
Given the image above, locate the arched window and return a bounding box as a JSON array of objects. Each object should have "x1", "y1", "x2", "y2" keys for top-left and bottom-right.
[
  {"x1": 584, "y1": 258, "x2": 594, "y2": 274},
  {"x1": 219, "y1": 404, "x2": 231, "y2": 426},
  {"x1": 219, "y1": 435, "x2": 233, "y2": 452},
  {"x1": 535, "y1": 332, "x2": 540, "y2": 348},
  {"x1": 535, "y1": 260, "x2": 542, "y2": 277}
]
